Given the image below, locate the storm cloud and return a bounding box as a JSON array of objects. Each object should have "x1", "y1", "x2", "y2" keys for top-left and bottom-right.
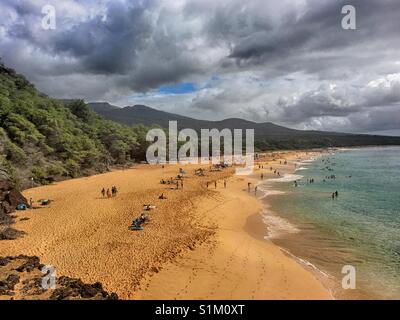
[{"x1": 1, "y1": 0, "x2": 399, "y2": 134}]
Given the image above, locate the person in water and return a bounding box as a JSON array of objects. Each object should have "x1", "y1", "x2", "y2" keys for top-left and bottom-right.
[{"x1": 335, "y1": 191, "x2": 338, "y2": 198}]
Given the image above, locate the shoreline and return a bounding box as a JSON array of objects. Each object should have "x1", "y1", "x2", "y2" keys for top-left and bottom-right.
[
  {"x1": 260, "y1": 146, "x2": 398, "y2": 300},
  {"x1": 248, "y1": 150, "x2": 338, "y2": 298},
  {"x1": 0, "y1": 151, "x2": 333, "y2": 300},
  {"x1": 247, "y1": 152, "x2": 339, "y2": 299},
  {"x1": 257, "y1": 147, "x2": 399, "y2": 300},
  {"x1": 138, "y1": 150, "x2": 332, "y2": 299}
]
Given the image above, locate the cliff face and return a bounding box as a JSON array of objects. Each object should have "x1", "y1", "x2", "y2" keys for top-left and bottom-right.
[
  {"x1": 0, "y1": 180, "x2": 27, "y2": 216},
  {"x1": 0, "y1": 179, "x2": 27, "y2": 240}
]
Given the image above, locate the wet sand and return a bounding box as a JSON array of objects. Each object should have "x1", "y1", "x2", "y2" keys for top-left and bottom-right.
[{"x1": 0, "y1": 151, "x2": 332, "y2": 299}]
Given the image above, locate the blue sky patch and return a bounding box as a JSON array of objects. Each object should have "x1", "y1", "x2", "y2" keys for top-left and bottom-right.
[{"x1": 158, "y1": 82, "x2": 197, "y2": 94}]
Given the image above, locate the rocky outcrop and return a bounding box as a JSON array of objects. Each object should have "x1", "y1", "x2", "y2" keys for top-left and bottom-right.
[
  {"x1": 0, "y1": 180, "x2": 27, "y2": 216},
  {"x1": 0, "y1": 180, "x2": 26, "y2": 212},
  {"x1": 0, "y1": 180, "x2": 28, "y2": 240},
  {"x1": 0, "y1": 255, "x2": 118, "y2": 300}
]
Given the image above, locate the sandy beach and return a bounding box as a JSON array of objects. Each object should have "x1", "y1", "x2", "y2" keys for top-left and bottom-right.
[{"x1": 0, "y1": 151, "x2": 332, "y2": 300}]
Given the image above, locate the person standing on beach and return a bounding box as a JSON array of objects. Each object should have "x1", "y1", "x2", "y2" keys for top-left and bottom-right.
[
  {"x1": 335, "y1": 191, "x2": 338, "y2": 198},
  {"x1": 261, "y1": 173, "x2": 264, "y2": 180},
  {"x1": 224, "y1": 179, "x2": 227, "y2": 188},
  {"x1": 332, "y1": 193, "x2": 335, "y2": 200},
  {"x1": 206, "y1": 182, "x2": 209, "y2": 188},
  {"x1": 101, "y1": 188, "x2": 106, "y2": 198},
  {"x1": 248, "y1": 182, "x2": 251, "y2": 192},
  {"x1": 107, "y1": 189, "x2": 111, "y2": 198},
  {"x1": 214, "y1": 181, "x2": 217, "y2": 189},
  {"x1": 255, "y1": 186, "x2": 258, "y2": 195},
  {"x1": 29, "y1": 198, "x2": 33, "y2": 209}
]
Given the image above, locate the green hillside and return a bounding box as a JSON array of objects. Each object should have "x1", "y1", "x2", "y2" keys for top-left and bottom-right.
[
  {"x1": 0, "y1": 62, "x2": 148, "y2": 188},
  {"x1": 89, "y1": 103, "x2": 400, "y2": 150}
]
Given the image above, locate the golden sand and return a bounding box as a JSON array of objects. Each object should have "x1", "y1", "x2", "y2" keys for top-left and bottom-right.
[{"x1": 0, "y1": 151, "x2": 332, "y2": 299}]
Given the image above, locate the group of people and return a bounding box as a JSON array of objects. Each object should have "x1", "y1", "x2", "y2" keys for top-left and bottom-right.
[
  {"x1": 332, "y1": 191, "x2": 339, "y2": 199},
  {"x1": 101, "y1": 186, "x2": 118, "y2": 198},
  {"x1": 206, "y1": 179, "x2": 227, "y2": 189}
]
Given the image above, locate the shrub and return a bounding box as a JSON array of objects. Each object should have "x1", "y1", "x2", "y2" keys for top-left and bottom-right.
[{"x1": 4, "y1": 140, "x2": 27, "y2": 165}]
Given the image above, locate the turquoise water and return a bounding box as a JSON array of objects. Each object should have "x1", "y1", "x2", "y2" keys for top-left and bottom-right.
[{"x1": 267, "y1": 147, "x2": 400, "y2": 299}]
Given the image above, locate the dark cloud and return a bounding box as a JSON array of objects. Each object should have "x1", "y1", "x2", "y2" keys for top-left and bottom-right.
[{"x1": 1, "y1": 0, "x2": 400, "y2": 133}]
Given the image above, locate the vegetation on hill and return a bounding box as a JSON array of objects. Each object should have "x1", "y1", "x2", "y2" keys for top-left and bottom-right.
[
  {"x1": 89, "y1": 103, "x2": 400, "y2": 151},
  {"x1": 0, "y1": 62, "x2": 150, "y2": 188}
]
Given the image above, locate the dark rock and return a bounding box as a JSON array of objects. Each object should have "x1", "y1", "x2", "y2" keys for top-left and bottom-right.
[
  {"x1": 0, "y1": 228, "x2": 25, "y2": 240},
  {"x1": 0, "y1": 255, "x2": 118, "y2": 300},
  {"x1": 15, "y1": 255, "x2": 41, "y2": 272},
  {"x1": 0, "y1": 274, "x2": 20, "y2": 295},
  {"x1": 0, "y1": 179, "x2": 27, "y2": 240},
  {"x1": 21, "y1": 277, "x2": 46, "y2": 296},
  {"x1": 50, "y1": 276, "x2": 118, "y2": 300},
  {"x1": 0, "y1": 257, "x2": 10, "y2": 266},
  {"x1": 0, "y1": 180, "x2": 27, "y2": 213}
]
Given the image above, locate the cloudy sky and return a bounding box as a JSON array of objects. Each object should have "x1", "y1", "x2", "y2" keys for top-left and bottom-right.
[{"x1": 1, "y1": 0, "x2": 400, "y2": 134}]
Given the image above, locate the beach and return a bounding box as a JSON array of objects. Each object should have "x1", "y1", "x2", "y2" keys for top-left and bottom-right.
[{"x1": 0, "y1": 151, "x2": 332, "y2": 300}]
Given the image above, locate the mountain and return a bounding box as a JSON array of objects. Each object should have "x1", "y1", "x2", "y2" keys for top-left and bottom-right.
[
  {"x1": 89, "y1": 102, "x2": 294, "y2": 133},
  {"x1": 88, "y1": 102, "x2": 400, "y2": 150},
  {"x1": 0, "y1": 63, "x2": 149, "y2": 188}
]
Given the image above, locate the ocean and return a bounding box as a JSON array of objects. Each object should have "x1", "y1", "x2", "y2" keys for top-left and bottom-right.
[{"x1": 259, "y1": 147, "x2": 400, "y2": 299}]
